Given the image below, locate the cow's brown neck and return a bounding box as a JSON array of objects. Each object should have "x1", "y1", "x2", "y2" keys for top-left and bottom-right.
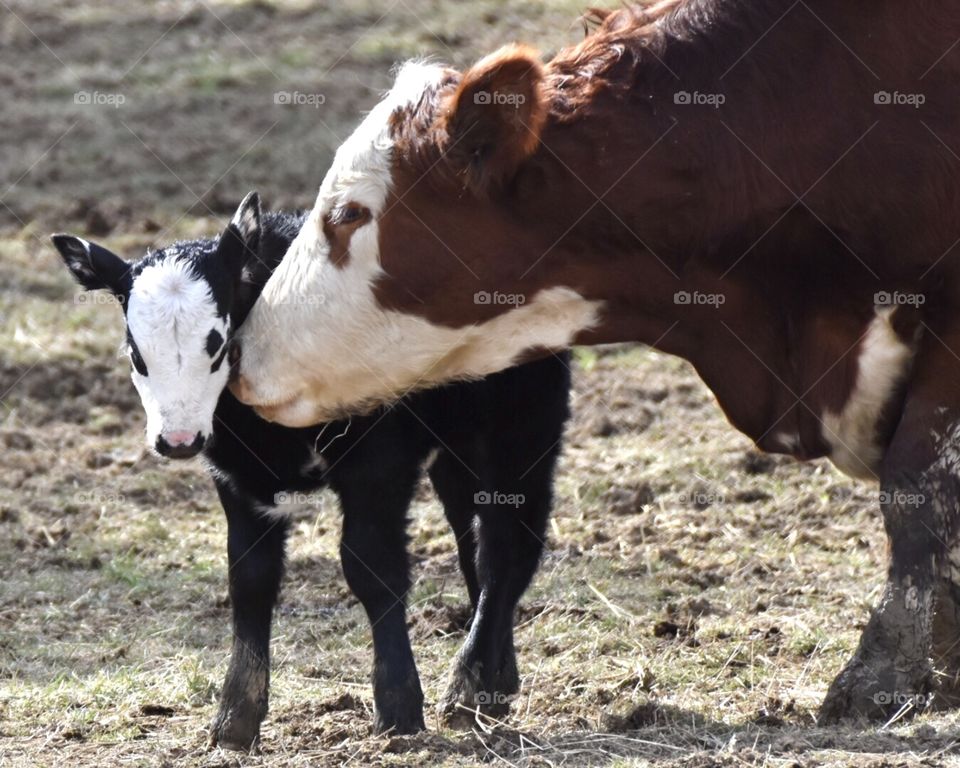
[{"x1": 380, "y1": 0, "x2": 957, "y2": 460}]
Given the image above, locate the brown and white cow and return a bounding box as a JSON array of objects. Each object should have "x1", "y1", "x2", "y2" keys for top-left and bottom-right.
[{"x1": 232, "y1": 0, "x2": 960, "y2": 720}]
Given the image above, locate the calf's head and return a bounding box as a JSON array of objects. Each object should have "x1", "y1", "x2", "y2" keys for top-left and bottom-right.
[
  {"x1": 53, "y1": 193, "x2": 267, "y2": 458},
  {"x1": 232, "y1": 47, "x2": 602, "y2": 426}
]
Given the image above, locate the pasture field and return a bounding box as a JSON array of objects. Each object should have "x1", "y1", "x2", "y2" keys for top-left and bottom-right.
[{"x1": 1, "y1": 1, "x2": 959, "y2": 766}]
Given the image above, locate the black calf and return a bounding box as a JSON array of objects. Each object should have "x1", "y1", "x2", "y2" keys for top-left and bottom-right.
[{"x1": 55, "y1": 197, "x2": 571, "y2": 749}]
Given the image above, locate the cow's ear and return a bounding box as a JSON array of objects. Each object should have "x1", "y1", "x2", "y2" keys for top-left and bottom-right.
[
  {"x1": 217, "y1": 191, "x2": 261, "y2": 277},
  {"x1": 440, "y1": 44, "x2": 547, "y2": 194},
  {"x1": 51, "y1": 234, "x2": 131, "y2": 295}
]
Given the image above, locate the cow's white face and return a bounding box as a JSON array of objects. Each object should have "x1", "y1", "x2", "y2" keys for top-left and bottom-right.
[
  {"x1": 232, "y1": 53, "x2": 601, "y2": 426},
  {"x1": 230, "y1": 62, "x2": 448, "y2": 425},
  {"x1": 125, "y1": 256, "x2": 231, "y2": 453},
  {"x1": 53, "y1": 194, "x2": 262, "y2": 458}
]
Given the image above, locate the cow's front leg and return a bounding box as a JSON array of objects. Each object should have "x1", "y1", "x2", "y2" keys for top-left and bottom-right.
[
  {"x1": 820, "y1": 334, "x2": 960, "y2": 722},
  {"x1": 210, "y1": 480, "x2": 288, "y2": 750},
  {"x1": 931, "y1": 563, "x2": 960, "y2": 705}
]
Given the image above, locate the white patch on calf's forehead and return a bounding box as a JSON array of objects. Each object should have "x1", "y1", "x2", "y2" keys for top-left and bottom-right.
[{"x1": 129, "y1": 258, "x2": 215, "y2": 321}]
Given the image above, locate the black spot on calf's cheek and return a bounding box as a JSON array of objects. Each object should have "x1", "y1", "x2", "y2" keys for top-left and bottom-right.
[{"x1": 206, "y1": 329, "x2": 224, "y2": 358}]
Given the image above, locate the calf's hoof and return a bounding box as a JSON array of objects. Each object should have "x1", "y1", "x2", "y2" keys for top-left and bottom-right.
[
  {"x1": 373, "y1": 705, "x2": 426, "y2": 735},
  {"x1": 209, "y1": 704, "x2": 263, "y2": 751},
  {"x1": 372, "y1": 670, "x2": 426, "y2": 735}
]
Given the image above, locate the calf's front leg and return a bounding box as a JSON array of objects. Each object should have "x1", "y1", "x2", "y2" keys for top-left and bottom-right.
[{"x1": 210, "y1": 480, "x2": 288, "y2": 750}]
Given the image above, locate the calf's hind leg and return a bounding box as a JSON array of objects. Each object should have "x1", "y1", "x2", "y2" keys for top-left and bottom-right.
[
  {"x1": 819, "y1": 331, "x2": 960, "y2": 722},
  {"x1": 439, "y1": 447, "x2": 559, "y2": 724},
  {"x1": 210, "y1": 480, "x2": 288, "y2": 750},
  {"x1": 429, "y1": 450, "x2": 482, "y2": 612}
]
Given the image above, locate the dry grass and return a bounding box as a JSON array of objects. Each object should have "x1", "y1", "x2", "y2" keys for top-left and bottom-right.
[{"x1": 3, "y1": 0, "x2": 960, "y2": 764}]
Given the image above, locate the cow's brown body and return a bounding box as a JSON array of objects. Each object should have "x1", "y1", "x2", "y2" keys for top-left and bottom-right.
[{"x1": 235, "y1": 0, "x2": 960, "y2": 721}]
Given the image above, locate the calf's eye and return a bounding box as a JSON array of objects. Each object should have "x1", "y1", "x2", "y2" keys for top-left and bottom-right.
[
  {"x1": 206, "y1": 329, "x2": 224, "y2": 357},
  {"x1": 127, "y1": 335, "x2": 148, "y2": 377}
]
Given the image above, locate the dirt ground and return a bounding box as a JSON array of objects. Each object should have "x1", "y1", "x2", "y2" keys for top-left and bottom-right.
[{"x1": 2, "y1": 1, "x2": 960, "y2": 767}]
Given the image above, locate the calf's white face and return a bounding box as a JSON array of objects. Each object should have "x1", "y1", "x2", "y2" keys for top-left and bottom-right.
[
  {"x1": 53, "y1": 194, "x2": 259, "y2": 457},
  {"x1": 125, "y1": 256, "x2": 231, "y2": 451}
]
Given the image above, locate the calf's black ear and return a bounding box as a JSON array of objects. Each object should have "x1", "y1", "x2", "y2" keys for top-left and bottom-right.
[
  {"x1": 51, "y1": 234, "x2": 132, "y2": 295},
  {"x1": 218, "y1": 191, "x2": 262, "y2": 275}
]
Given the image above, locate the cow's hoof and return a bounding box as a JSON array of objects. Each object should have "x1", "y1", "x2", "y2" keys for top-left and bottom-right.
[
  {"x1": 932, "y1": 578, "x2": 960, "y2": 708},
  {"x1": 439, "y1": 657, "x2": 513, "y2": 729},
  {"x1": 818, "y1": 655, "x2": 931, "y2": 724},
  {"x1": 209, "y1": 705, "x2": 262, "y2": 751}
]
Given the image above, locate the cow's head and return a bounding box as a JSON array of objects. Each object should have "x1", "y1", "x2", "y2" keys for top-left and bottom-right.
[
  {"x1": 232, "y1": 47, "x2": 602, "y2": 426},
  {"x1": 53, "y1": 193, "x2": 268, "y2": 458}
]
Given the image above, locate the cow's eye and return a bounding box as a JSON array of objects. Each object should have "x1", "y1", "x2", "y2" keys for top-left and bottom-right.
[{"x1": 334, "y1": 204, "x2": 370, "y2": 227}]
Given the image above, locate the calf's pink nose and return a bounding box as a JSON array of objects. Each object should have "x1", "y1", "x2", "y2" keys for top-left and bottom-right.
[{"x1": 163, "y1": 430, "x2": 196, "y2": 447}]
